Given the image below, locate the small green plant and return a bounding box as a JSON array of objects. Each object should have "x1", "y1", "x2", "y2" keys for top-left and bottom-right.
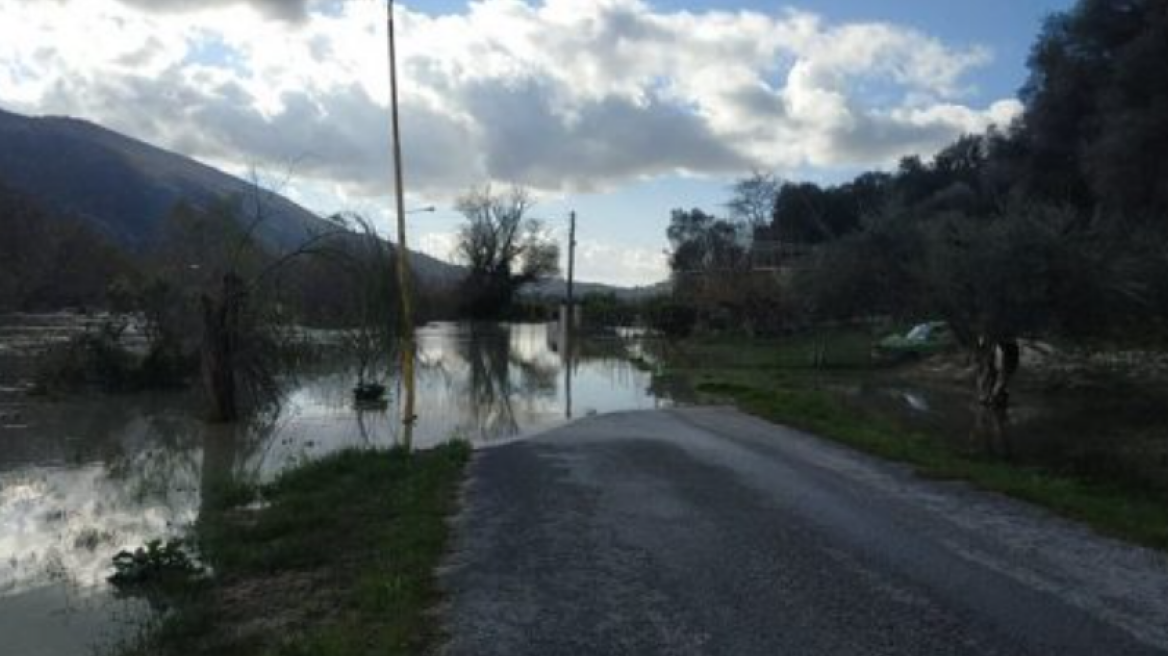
[{"x1": 109, "y1": 539, "x2": 205, "y2": 589}]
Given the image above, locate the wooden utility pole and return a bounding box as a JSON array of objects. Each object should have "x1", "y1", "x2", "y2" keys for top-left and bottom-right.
[{"x1": 387, "y1": 0, "x2": 416, "y2": 448}]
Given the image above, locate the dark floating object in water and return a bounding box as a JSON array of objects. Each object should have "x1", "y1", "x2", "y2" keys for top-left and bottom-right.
[{"x1": 353, "y1": 382, "x2": 388, "y2": 404}]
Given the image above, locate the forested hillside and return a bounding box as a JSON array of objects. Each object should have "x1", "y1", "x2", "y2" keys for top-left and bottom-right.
[{"x1": 0, "y1": 180, "x2": 135, "y2": 311}]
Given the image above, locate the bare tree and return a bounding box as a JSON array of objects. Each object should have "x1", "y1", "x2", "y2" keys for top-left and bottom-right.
[
  {"x1": 189, "y1": 186, "x2": 350, "y2": 422},
  {"x1": 726, "y1": 171, "x2": 782, "y2": 230},
  {"x1": 455, "y1": 185, "x2": 560, "y2": 317}
]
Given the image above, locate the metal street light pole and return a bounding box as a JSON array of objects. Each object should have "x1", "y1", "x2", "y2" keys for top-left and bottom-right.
[{"x1": 387, "y1": 0, "x2": 416, "y2": 449}]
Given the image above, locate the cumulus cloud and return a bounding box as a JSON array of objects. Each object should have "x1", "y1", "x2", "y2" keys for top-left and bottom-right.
[
  {"x1": 575, "y1": 239, "x2": 668, "y2": 287},
  {"x1": 129, "y1": 0, "x2": 310, "y2": 21},
  {"x1": 22, "y1": 0, "x2": 312, "y2": 21},
  {"x1": 0, "y1": 0, "x2": 1019, "y2": 200}
]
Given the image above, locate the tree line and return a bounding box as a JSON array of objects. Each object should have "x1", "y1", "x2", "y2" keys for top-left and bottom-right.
[
  {"x1": 2, "y1": 186, "x2": 423, "y2": 419},
  {"x1": 1, "y1": 173, "x2": 568, "y2": 419},
  {"x1": 664, "y1": 0, "x2": 1168, "y2": 403}
]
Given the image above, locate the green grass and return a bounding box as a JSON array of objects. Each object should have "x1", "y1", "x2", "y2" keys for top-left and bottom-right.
[
  {"x1": 680, "y1": 328, "x2": 876, "y2": 370},
  {"x1": 663, "y1": 335, "x2": 1168, "y2": 551},
  {"x1": 120, "y1": 442, "x2": 472, "y2": 656}
]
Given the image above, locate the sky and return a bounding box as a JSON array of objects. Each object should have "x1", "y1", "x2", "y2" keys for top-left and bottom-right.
[{"x1": 0, "y1": 0, "x2": 1073, "y2": 286}]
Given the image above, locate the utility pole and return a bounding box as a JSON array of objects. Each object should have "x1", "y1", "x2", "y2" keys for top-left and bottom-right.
[
  {"x1": 567, "y1": 211, "x2": 577, "y2": 319},
  {"x1": 563, "y1": 211, "x2": 577, "y2": 420},
  {"x1": 387, "y1": 0, "x2": 416, "y2": 449}
]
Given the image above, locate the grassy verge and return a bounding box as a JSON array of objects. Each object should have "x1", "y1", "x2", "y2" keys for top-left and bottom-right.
[
  {"x1": 120, "y1": 442, "x2": 471, "y2": 656},
  {"x1": 660, "y1": 335, "x2": 1168, "y2": 550}
]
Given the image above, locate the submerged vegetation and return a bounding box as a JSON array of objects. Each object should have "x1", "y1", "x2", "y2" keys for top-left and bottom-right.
[
  {"x1": 116, "y1": 442, "x2": 471, "y2": 656},
  {"x1": 19, "y1": 193, "x2": 421, "y2": 420}
]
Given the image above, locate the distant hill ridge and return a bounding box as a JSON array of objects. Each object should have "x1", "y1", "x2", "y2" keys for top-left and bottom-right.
[
  {"x1": 0, "y1": 107, "x2": 655, "y2": 297},
  {"x1": 0, "y1": 107, "x2": 462, "y2": 284}
]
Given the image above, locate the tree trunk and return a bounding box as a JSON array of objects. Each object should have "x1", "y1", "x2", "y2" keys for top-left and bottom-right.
[
  {"x1": 201, "y1": 274, "x2": 244, "y2": 423},
  {"x1": 975, "y1": 336, "x2": 1020, "y2": 408}
]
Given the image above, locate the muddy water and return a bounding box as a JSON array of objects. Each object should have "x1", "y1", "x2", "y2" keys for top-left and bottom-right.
[{"x1": 0, "y1": 320, "x2": 665, "y2": 655}]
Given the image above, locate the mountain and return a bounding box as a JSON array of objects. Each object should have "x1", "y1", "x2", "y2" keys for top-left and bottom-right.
[
  {"x1": 0, "y1": 107, "x2": 462, "y2": 284},
  {"x1": 0, "y1": 107, "x2": 663, "y2": 296}
]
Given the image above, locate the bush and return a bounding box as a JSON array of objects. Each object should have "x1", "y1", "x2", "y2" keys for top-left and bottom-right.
[
  {"x1": 647, "y1": 300, "x2": 698, "y2": 339},
  {"x1": 109, "y1": 539, "x2": 205, "y2": 590},
  {"x1": 138, "y1": 342, "x2": 198, "y2": 389},
  {"x1": 35, "y1": 320, "x2": 195, "y2": 393},
  {"x1": 36, "y1": 325, "x2": 137, "y2": 392}
]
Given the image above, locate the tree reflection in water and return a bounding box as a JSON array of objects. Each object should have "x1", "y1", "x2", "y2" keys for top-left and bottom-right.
[
  {"x1": 971, "y1": 403, "x2": 1014, "y2": 461},
  {"x1": 0, "y1": 322, "x2": 665, "y2": 653},
  {"x1": 461, "y1": 324, "x2": 558, "y2": 439}
]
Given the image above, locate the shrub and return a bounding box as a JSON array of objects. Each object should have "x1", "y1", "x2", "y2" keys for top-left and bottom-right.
[
  {"x1": 648, "y1": 300, "x2": 698, "y2": 339},
  {"x1": 109, "y1": 539, "x2": 205, "y2": 589}
]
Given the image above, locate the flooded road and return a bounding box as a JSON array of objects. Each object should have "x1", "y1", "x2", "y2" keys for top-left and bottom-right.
[{"x1": 0, "y1": 320, "x2": 665, "y2": 655}]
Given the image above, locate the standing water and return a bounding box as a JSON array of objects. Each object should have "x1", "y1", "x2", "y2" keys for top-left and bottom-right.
[{"x1": 0, "y1": 319, "x2": 666, "y2": 655}]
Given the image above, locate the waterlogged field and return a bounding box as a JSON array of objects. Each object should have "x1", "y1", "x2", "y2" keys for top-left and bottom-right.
[{"x1": 0, "y1": 318, "x2": 666, "y2": 655}]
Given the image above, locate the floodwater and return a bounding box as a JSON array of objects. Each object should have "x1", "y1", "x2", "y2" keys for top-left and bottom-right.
[
  {"x1": 0, "y1": 319, "x2": 665, "y2": 656},
  {"x1": 833, "y1": 375, "x2": 1168, "y2": 495},
  {"x1": 5, "y1": 314, "x2": 1164, "y2": 654}
]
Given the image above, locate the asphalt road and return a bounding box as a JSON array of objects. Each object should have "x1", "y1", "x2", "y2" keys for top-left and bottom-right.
[{"x1": 440, "y1": 407, "x2": 1168, "y2": 656}]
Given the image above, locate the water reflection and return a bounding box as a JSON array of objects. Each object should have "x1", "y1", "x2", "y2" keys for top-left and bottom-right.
[
  {"x1": 841, "y1": 377, "x2": 1168, "y2": 492},
  {"x1": 0, "y1": 322, "x2": 664, "y2": 655},
  {"x1": 971, "y1": 404, "x2": 1013, "y2": 461},
  {"x1": 460, "y1": 324, "x2": 555, "y2": 437}
]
